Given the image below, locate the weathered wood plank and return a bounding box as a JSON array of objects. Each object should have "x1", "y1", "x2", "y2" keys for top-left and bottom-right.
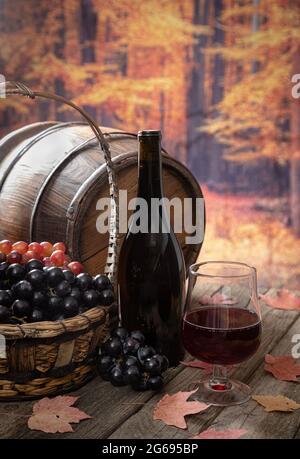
[
  {"x1": 191, "y1": 313, "x2": 300, "y2": 439},
  {"x1": 108, "y1": 291, "x2": 300, "y2": 439},
  {"x1": 0, "y1": 286, "x2": 220, "y2": 439}
]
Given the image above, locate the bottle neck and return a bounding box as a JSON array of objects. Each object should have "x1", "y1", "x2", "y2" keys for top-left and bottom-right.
[{"x1": 137, "y1": 135, "x2": 164, "y2": 200}]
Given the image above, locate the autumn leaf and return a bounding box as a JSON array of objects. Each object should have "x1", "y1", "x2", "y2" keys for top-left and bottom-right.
[
  {"x1": 260, "y1": 290, "x2": 300, "y2": 311},
  {"x1": 264, "y1": 354, "x2": 300, "y2": 382},
  {"x1": 192, "y1": 428, "x2": 247, "y2": 439},
  {"x1": 153, "y1": 390, "x2": 210, "y2": 429},
  {"x1": 28, "y1": 396, "x2": 92, "y2": 434},
  {"x1": 199, "y1": 294, "x2": 238, "y2": 306},
  {"x1": 252, "y1": 395, "x2": 300, "y2": 412}
]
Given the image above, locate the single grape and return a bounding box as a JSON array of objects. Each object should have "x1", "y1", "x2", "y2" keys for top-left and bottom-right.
[
  {"x1": 32, "y1": 291, "x2": 48, "y2": 309},
  {"x1": 0, "y1": 262, "x2": 9, "y2": 280},
  {"x1": 53, "y1": 242, "x2": 66, "y2": 253},
  {"x1": 97, "y1": 354, "x2": 115, "y2": 374},
  {"x1": 12, "y1": 241, "x2": 28, "y2": 255},
  {"x1": 82, "y1": 289, "x2": 99, "y2": 308},
  {"x1": 46, "y1": 267, "x2": 65, "y2": 287},
  {"x1": 143, "y1": 357, "x2": 161, "y2": 376},
  {"x1": 42, "y1": 257, "x2": 52, "y2": 268},
  {"x1": 147, "y1": 375, "x2": 164, "y2": 391},
  {"x1": 98, "y1": 288, "x2": 115, "y2": 306},
  {"x1": 76, "y1": 273, "x2": 93, "y2": 291},
  {"x1": 7, "y1": 250, "x2": 22, "y2": 264},
  {"x1": 153, "y1": 354, "x2": 169, "y2": 372},
  {"x1": 30, "y1": 308, "x2": 44, "y2": 322},
  {"x1": 26, "y1": 259, "x2": 44, "y2": 272},
  {"x1": 137, "y1": 345, "x2": 156, "y2": 364},
  {"x1": 50, "y1": 250, "x2": 65, "y2": 267},
  {"x1": 104, "y1": 337, "x2": 122, "y2": 357},
  {"x1": 109, "y1": 365, "x2": 125, "y2": 386},
  {"x1": 0, "y1": 304, "x2": 12, "y2": 323},
  {"x1": 40, "y1": 241, "x2": 53, "y2": 257},
  {"x1": 123, "y1": 355, "x2": 139, "y2": 369},
  {"x1": 130, "y1": 330, "x2": 145, "y2": 344},
  {"x1": 6, "y1": 263, "x2": 26, "y2": 283},
  {"x1": 123, "y1": 365, "x2": 141, "y2": 384},
  {"x1": 70, "y1": 286, "x2": 82, "y2": 303},
  {"x1": 0, "y1": 290, "x2": 13, "y2": 307},
  {"x1": 22, "y1": 251, "x2": 38, "y2": 264},
  {"x1": 0, "y1": 240, "x2": 12, "y2": 255},
  {"x1": 28, "y1": 242, "x2": 43, "y2": 257},
  {"x1": 63, "y1": 269, "x2": 75, "y2": 285},
  {"x1": 12, "y1": 299, "x2": 31, "y2": 318},
  {"x1": 63, "y1": 296, "x2": 79, "y2": 317},
  {"x1": 93, "y1": 274, "x2": 112, "y2": 292},
  {"x1": 111, "y1": 327, "x2": 129, "y2": 341},
  {"x1": 12, "y1": 280, "x2": 33, "y2": 300},
  {"x1": 68, "y1": 261, "x2": 84, "y2": 276},
  {"x1": 0, "y1": 253, "x2": 7, "y2": 263},
  {"x1": 47, "y1": 296, "x2": 64, "y2": 316},
  {"x1": 123, "y1": 337, "x2": 140, "y2": 355},
  {"x1": 55, "y1": 280, "x2": 72, "y2": 297},
  {"x1": 26, "y1": 269, "x2": 47, "y2": 290},
  {"x1": 131, "y1": 376, "x2": 149, "y2": 391}
]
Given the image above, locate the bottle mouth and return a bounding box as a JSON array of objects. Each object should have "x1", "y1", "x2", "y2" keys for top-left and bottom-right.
[{"x1": 138, "y1": 130, "x2": 161, "y2": 138}]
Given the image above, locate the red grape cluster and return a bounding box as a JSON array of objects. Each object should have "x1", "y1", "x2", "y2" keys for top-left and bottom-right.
[
  {"x1": 0, "y1": 240, "x2": 114, "y2": 324},
  {"x1": 98, "y1": 328, "x2": 169, "y2": 391}
]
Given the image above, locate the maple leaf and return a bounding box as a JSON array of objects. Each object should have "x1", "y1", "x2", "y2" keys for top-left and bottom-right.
[
  {"x1": 28, "y1": 396, "x2": 92, "y2": 434},
  {"x1": 264, "y1": 354, "x2": 300, "y2": 382},
  {"x1": 260, "y1": 290, "x2": 300, "y2": 311},
  {"x1": 252, "y1": 395, "x2": 300, "y2": 412},
  {"x1": 153, "y1": 390, "x2": 210, "y2": 429},
  {"x1": 199, "y1": 294, "x2": 238, "y2": 306},
  {"x1": 192, "y1": 428, "x2": 247, "y2": 439}
]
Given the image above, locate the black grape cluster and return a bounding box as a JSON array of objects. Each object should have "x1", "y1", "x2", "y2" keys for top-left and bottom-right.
[
  {"x1": 0, "y1": 259, "x2": 114, "y2": 324},
  {"x1": 98, "y1": 327, "x2": 169, "y2": 391}
]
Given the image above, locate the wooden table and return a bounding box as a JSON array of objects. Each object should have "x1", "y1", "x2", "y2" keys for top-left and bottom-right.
[{"x1": 0, "y1": 287, "x2": 299, "y2": 439}]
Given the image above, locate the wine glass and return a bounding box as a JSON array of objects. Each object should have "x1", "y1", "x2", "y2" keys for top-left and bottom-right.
[{"x1": 182, "y1": 261, "x2": 262, "y2": 406}]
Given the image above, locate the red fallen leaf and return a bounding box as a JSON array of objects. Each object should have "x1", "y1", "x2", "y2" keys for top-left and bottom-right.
[
  {"x1": 260, "y1": 290, "x2": 300, "y2": 311},
  {"x1": 153, "y1": 390, "x2": 210, "y2": 429},
  {"x1": 28, "y1": 396, "x2": 92, "y2": 433},
  {"x1": 264, "y1": 354, "x2": 300, "y2": 382},
  {"x1": 192, "y1": 428, "x2": 247, "y2": 439},
  {"x1": 199, "y1": 294, "x2": 238, "y2": 306}
]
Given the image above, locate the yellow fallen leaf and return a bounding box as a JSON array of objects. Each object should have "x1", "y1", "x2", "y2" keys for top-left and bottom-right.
[{"x1": 252, "y1": 395, "x2": 300, "y2": 412}]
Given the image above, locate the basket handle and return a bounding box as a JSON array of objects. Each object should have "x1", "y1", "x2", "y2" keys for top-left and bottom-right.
[{"x1": 0, "y1": 81, "x2": 119, "y2": 285}]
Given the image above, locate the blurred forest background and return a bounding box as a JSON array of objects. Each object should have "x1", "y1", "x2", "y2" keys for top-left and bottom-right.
[{"x1": 0, "y1": 0, "x2": 300, "y2": 287}]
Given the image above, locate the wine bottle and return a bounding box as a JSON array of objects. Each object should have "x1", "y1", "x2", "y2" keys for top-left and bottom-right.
[{"x1": 118, "y1": 130, "x2": 186, "y2": 366}]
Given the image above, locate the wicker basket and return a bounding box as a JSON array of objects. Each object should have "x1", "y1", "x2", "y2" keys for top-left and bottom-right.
[{"x1": 0, "y1": 81, "x2": 120, "y2": 400}]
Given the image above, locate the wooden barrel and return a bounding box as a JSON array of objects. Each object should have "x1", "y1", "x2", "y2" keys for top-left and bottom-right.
[{"x1": 0, "y1": 122, "x2": 204, "y2": 275}]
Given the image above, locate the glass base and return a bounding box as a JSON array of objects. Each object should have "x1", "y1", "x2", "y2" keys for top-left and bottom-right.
[{"x1": 189, "y1": 376, "x2": 251, "y2": 406}]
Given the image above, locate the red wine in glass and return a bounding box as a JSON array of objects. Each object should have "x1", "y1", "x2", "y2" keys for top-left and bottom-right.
[{"x1": 182, "y1": 306, "x2": 261, "y2": 366}]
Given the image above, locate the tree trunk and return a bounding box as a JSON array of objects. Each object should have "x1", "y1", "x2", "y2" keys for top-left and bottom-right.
[
  {"x1": 290, "y1": 49, "x2": 300, "y2": 236},
  {"x1": 186, "y1": 0, "x2": 210, "y2": 181}
]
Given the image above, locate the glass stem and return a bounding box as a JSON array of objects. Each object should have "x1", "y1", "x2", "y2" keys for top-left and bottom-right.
[{"x1": 209, "y1": 365, "x2": 232, "y2": 391}]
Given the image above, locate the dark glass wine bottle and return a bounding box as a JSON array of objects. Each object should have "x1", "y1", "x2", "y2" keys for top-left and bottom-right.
[{"x1": 118, "y1": 130, "x2": 186, "y2": 366}]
